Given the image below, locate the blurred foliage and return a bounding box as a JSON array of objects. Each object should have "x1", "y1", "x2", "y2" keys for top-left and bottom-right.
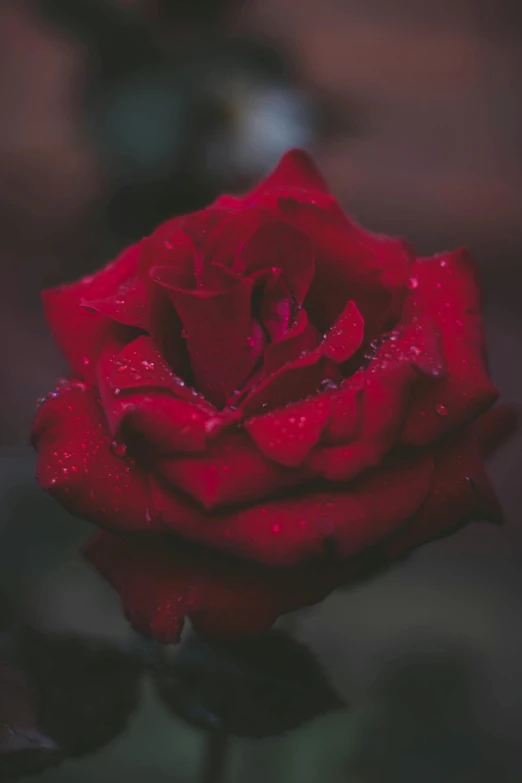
[{"x1": 155, "y1": 631, "x2": 345, "y2": 738}]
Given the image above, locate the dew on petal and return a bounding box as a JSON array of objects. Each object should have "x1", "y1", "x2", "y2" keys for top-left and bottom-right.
[
  {"x1": 110, "y1": 440, "x2": 128, "y2": 457},
  {"x1": 272, "y1": 523, "x2": 281, "y2": 534},
  {"x1": 320, "y1": 378, "x2": 338, "y2": 392},
  {"x1": 435, "y1": 403, "x2": 448, "y2": 416},
  {"x1": 82, "y1": 357, "x2": 91, "y2": 366},
  {"x1": 408, "y1": 276, "x2": 419, "y2": 290}
]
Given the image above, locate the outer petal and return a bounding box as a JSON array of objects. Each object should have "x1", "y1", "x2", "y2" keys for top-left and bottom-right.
[
  {"x1": 31, "y1": 381, "x2": 156, "y2": 531},
  {"x1": 96, "y1": 335, "x2": 228, "y2": 454},
  {"x1": 385, "y1": 417, "x2": 504, "y2": 557},
  {"x1": 41, "y1": 245, "x2": 142, "y2": 385},
  {"x1": 83, "y1": 409, "x2": 509, "y2": 644},
  {"x1": 155, "y1": 434, "x2": 308, "y2": 510},
  {"x1": 151, "y1": 451, "x2": 433, "y2": 565},
  {"x1": 80, "y1": 277, "x2": 148, "y2": 330},
  {"x1": 104, "y1": 336, "x2": 205, "y2": 402},
  {"x1": 401, "y1": 249, "x2": 499, "y2": 445},
  {"x1": 83, "y1": 531, "x2": 356, "y2": 642}
]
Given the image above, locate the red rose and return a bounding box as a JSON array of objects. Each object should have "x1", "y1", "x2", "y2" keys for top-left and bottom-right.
[{"x1": 33, "y1": 150, "x2": 506, "y2": 641}]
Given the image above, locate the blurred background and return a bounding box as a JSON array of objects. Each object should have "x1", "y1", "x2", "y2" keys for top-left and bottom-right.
[{"x1": 1, "y1": 0, "x2": 521, "y2": 780}]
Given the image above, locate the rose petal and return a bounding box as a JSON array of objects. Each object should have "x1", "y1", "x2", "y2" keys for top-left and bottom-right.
[
  {"x1": 244, "y1": 149, "x2": 330, "y2": 202},
  {"x1": 81, "y1": 277, "x2": 148, "y2": 330},
  {"x1": 83, "y1": 531, "x2": 349, "y2": 642},
  {"x1": 83, "y1": 408, "x2": 508, "y2": 643},
  {"x1": 140, "y1": 226, "x2": 194, "y2": 373},
  {"x1": 245, "y1": 396, "x2": 331, "y2": 467},
  {"x1": 321, "y1": 300, "x2": 364, "y2": 363},
  {"x1": 475, "y1": 404, "x2": 519, "y2": 458},
  {"x1": 42, "y1": 288, "x2": 114, "y2": 386},
  {"x1": 385, "y1": 420, "x2": 503, "y2": 558},
  {"x1": 151, "y1": 451, "x2": 433, "y2": 565},
  {"x1": 308, "y1": 318, "x2": 444, "y2": 480},
  {"x1": 155, "y1": 433, "x2": 307, "y2": 510},
  {"x1": 32, "y1": 382, "x2": 156, "y2": 531},
  {"x1": 239, "y1": 349, "x2": 330, "y2": 417},
  {"x1": 236, "y1": 222, "x2": 315, "y2": 304},
  {"x1": 263, "y1": 310, "x2": 321, "y2": 376},
  {"x1": 323, "y1": 373, "x2": 364, "y2": 444},
  {"x1": 401, "y1": 249, "x2": 499, "y2": 445},
  {"x1": 96, "y1": 335, "x2": 225, "y2": 454},
  {"x1": 105, "y1": 336, "x2": 201, "y2": 402},
  {"x1": 280, "y1": 199, "x2": 412, "y2": 334},
  {"x1": 41, "y1": 245, "x2": 142, "y2": 384},
  {"x1": 70, "y1": 244, "x2": 141, "y2": 300},
  {"x1": 205, "y1": 207, "x2": 278, "y2": 270}
]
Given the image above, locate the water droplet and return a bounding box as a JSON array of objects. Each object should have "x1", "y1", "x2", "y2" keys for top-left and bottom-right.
[
  {"x1": 36, "y1": 397, "x2": 46, "y2": 407},
  {"x1": 408, "y1": 276, "x2": 419, "y2": 290},
  {"x1": 435, "y1": 403, "x2": 448, "y2": 416},
  {"x1": 82, "y1": 357, "x2": 91, "y2": 366},
  {"x1": 145, "y1": 508, "x2": 153, "y2": 524},
  {"x1": 164, "y1": 240, "x2": 173, "y2": 250},
  {"x1": 49, "y1": 478, "x2": 57, "y2": 486},
  {"x1": 114, "y1": 388, "x2": 121, "y2": 396},
  {"x1": 141, "y1": 360, "x2": 155, "y2": 370},
  {"x1": 439, "y1": 259, "x2": 447, "y2": 267},
  {"x1": 116, "y1": 364, "x2": 128, "y2": 373},
  {"x1": 246, "y1": 335, "x2": 255, "y2": 348},
  {"x1": 272, "y1": 523, "x2": 281, "y2": 534},
  {"x1": 320, "y1": 378, "x2": 338, "y2": 392},
  {"x1": 111, "y1": 441, "x2": 128, "y2": 457}
]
